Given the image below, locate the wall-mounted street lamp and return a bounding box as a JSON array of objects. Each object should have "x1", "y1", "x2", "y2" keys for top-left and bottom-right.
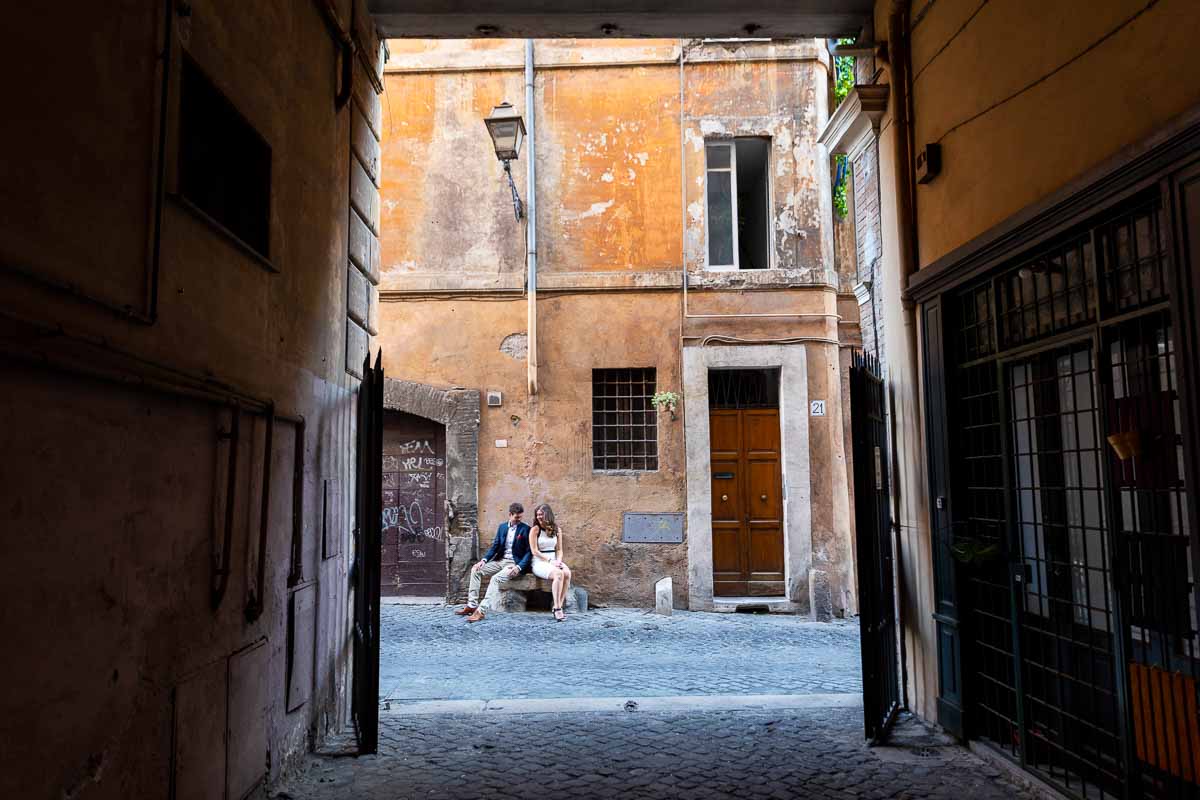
[{"x1": 484, "y1": 102, "x2": 527, "y2": 221}]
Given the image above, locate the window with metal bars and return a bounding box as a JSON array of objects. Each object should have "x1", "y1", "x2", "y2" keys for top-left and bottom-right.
[
  {"x1": 592, "y1": 368, "x2": 658, "y2": 471},
  {"x1": 943, "y1": 191, "x2": 1196, "y2": 800},
  {"x1": 179, "y1": 55, "x2": 272, "y2": 259},
  {"x1": 708, "y1": 368, "x2": 780, "y2": 409}
]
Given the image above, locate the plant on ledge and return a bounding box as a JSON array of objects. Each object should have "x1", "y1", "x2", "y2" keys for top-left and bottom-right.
[{"x1": 650, "y1": 391, "x2": 680, "y2": 420}]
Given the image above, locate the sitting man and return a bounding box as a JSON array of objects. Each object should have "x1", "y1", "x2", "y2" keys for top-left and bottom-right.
[{"x1": 456, "y1": 502, "x2": 532, "y2": 622}]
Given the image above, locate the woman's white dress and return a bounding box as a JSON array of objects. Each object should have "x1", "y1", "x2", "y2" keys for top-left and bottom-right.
[{"x1": 531, "y1": 529, "x2": 562, "y2": 579}]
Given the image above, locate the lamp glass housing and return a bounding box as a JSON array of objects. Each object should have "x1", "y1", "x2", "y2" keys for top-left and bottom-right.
[{"x1": 485, "y1": 102, "x2": 526, "y2": 162}]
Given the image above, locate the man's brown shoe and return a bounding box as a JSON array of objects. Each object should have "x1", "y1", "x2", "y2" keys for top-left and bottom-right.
[
  {"x1": 454, "y1": 605, "x2": 477, "y2": 616},
  {"x1": 466, "y1": 608, "x2": 486, "y2": 623}
]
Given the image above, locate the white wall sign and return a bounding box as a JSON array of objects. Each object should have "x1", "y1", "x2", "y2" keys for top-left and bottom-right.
[
  {"x1": 810, "y1": 400, "x2": 826, "y2": 416},
  {"x1": 495, "y1": 439, "x2": 508, "y2": 448}
]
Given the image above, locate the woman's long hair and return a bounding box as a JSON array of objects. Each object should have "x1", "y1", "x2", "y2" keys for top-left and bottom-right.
[{"x1": 534, "y1": 503, "x2": 558, "y2": 535}]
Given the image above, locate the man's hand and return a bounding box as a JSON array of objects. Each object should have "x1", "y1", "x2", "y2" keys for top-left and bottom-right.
[
  {"x1": 505, "y1": 566, "x2": 519, "y2": 578},
  {"x1": 474, "y1": 559, "x2": 486, "y2": 571}
]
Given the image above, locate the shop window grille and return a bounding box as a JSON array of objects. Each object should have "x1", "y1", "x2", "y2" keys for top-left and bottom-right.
[
  {"x1": 955, "y1": 281, "x2": 997, "y2": 363},
  {"x1": 997, "y1": 234, "x2": 1095, "y2": 349},
  {"x1": 1097, "y1": 198, "x2": 1169, "y2": 315},
  {"x1": 942, "y1": 193, "x2": 1196, "y2": 799},
  {"x1": 950, "y1": 361, "x2": 1017, "y2": 757},
  {"x1": 708, "y1": 368, "x2": 780, "y2": 410},
  {"x1": 1008, "y1": 344, "x2": 1123, "y2": 798},
  {"x1": 592, "y1": 368, "x2": 658, "y2": 471}
]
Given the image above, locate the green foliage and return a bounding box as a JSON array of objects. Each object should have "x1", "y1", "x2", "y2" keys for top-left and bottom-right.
[
  {"x1": 833, "y1": 155, "x2": 851, "y2": 219},
  {"x1": 950, "y1": 537, "x2": 1002, "y2": 566},
  {"x1": 833, "y1": 38, "x2": 856, "y2": 106},
  {"x1": 650, "y1": 391, "x2": 679, "y2": 417},
  {"x1": 832, "y1": 39, "x2": 855, "y2": 218}
]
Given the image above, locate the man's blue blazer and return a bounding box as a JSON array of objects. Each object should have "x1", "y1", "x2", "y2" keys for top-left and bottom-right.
[{"x1": 482, "y1": 521, "x2": 533, "y2": 573}]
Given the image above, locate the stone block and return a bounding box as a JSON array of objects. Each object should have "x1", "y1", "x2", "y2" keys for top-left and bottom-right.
[
  {"x1": 572, "y1": 586, "x2": 588, "y2": 613},
  {"x1": 489, "y1": 574, "x2": 582, "y2": 613},
  {"x1": 655, "y1": 577, "x2": 673, "y2": 616},
  {"x1": 809, "y1": 568, "x2": 833, "y2": 622}
]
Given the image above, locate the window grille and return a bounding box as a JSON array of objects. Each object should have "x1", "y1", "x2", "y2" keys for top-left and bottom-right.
[
  {"x1": 592, "y1": 368, "x2": 658, "y2": 471},
  {"x1": 1097, "y1": 198, "x2": 1168, "y2": 314},
  {"x1": 996, "y1": 234, "x2": 1095, "y2": 349},
  {"x1": 708, "y1": 368, "x2": 780, "y2": 409},
  {"x1": 179, "y1": 56, "x2": 272, "y2": 258},
  {"x1": 943, "y1": 192, "x2": 1197, "y2": 799}
]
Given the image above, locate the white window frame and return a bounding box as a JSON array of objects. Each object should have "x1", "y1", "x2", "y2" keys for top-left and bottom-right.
[
  {"x1": 703, "y1": 137, "x2": 774, "y2": 271},
  {"x1": 704, "y1": 141, "x2": 739, "y2": 270}
]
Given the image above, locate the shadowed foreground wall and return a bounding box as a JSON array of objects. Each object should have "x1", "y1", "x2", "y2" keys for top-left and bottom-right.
[{"x1": 0, "y1": 1, "x2": 382, "y2": 796}]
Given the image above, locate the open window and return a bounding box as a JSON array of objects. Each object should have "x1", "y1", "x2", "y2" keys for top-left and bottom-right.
[{"x1": 705, "y1": 138, "x2": 770, "y2": 270}]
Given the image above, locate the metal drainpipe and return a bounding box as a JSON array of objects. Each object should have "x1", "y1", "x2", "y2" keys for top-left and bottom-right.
[
  {"x1": 887, "y1": 0, "x2": 917, "y2": 712},
  {"x1": 525, "y1": 39, "x2": 538, "y2": 395}
]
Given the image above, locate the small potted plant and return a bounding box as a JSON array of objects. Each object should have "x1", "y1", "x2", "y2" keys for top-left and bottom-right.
[{"x1": 650, "y1": 390, "x2": 680, "y2": 420}]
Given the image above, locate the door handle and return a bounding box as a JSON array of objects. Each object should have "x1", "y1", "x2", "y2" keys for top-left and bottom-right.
[
  {"x1": 760, "y1": 494, "x2": 767, "y2": 502},
  {"x1": 721, "y1": 494, "x2": 728, "y2": 502}
]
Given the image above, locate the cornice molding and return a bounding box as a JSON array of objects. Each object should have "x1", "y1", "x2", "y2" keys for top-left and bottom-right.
[{"x1": 817, "y1": 84, "x2": 890, "y2": 161}]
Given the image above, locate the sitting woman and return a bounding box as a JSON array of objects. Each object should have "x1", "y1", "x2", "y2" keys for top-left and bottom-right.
[{"x1": 529, "y1": 503, "x2": 572, "y2": 621}]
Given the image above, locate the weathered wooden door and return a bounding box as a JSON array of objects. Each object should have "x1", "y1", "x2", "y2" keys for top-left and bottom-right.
[
  {"x1": 382, "y1": 413, "x2": 447, "y2": 598},
  {"x1": 710, "y1": 406, "x2": 784, "y2": 596}
]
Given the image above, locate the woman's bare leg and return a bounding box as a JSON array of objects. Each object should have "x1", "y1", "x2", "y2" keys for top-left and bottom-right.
[{"x1": 551, "y1": 569, "x2": 564, "y2": 609}]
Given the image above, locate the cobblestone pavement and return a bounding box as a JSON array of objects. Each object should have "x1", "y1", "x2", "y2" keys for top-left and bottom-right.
[
  {"x1": 379, "y1": 604, "x2": 863, "y2": 703},
  {"x1": 274, "y1": 708, "x2": 1042, "y2": 800}
]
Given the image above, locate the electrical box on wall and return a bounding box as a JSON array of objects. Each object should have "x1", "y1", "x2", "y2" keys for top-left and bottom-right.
[
  {"x1": 915, "y1": 143, "x2": 941, "y2": 184},
  {"x1": 486, "y1": 390, "x2": 502, "y2": 407}
]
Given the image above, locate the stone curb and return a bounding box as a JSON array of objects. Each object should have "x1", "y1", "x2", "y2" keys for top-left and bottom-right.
[{"x1": 381, "y1": 692, "x2": 862, "y2": 716}]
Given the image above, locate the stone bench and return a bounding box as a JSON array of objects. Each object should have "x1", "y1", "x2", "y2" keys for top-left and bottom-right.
[{"x1": 486, "y1": 573, "x2": 584, "y2": 613}]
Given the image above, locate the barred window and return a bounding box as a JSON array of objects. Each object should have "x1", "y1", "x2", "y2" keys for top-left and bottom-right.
[
  {"x1": 179, "y1": 55, "x2": 272, "y2": 259},
  {"x1": 592, "y1": 368, "x2": 658, "y2": 471}
]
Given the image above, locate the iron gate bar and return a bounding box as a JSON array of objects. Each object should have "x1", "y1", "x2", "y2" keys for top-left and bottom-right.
[
  {"x1": 352, "y1": 351, "x2": 384, "y2": 754},
  {"x1": 850, "y1": 350, "x2": 901, "y2": 743}
]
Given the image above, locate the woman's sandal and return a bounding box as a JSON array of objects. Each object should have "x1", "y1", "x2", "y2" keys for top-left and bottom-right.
[{"x1": 553, "y1": 607, "x2": 565, "y2": 622}]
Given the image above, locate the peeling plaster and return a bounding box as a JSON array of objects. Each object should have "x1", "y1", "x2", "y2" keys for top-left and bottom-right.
[{"x1": 566, "y1": 199, "x2": 615, "y2": 221}]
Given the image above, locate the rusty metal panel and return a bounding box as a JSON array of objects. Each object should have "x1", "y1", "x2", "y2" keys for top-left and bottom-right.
[
  {"x1": 173, "y1": 660, "x2": 226, "y2": 800},
  {"x1": 622, "y1": 512, "x2": 684, "y2": 543},
  {"x1": 227, "y1": 640, "x2": 269, "y2": 800},
  {"x1": 287, "y1": 585, "x2": 317, "y2": 712},
  {"x1": 322, "y1": 478, "x2": 342, "y2": 559}
]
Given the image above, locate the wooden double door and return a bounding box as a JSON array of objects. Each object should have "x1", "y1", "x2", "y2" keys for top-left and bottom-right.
[
  {"x1": 710, "y1": 408, "x2": 784, "y2": 596},
  {"x1": 381, "y1": 412, "x2": 447, "y2": 598}
]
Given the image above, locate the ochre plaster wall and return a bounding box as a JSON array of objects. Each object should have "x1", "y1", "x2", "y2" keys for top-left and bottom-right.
[
  {"x1": 376, "y1": 293, "x2": 689, "y2": 605},
  {"x1": 902, "y1": 0, "x2": 1200, "y2": 267},
  {"x1": 854, "y1": 0, "x2": 1200, "y2": 724},
  {"x1": 377, "y1": 38, "x2": 857, "y2": 610},
  {"x1": 0, "y1": 1, "x2": 379, "y2": 797}
]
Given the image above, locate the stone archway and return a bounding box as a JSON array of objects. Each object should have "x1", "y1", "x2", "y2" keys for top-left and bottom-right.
[{"x1": 382, "y1": 379, "x2": 480, "y2": 602}]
